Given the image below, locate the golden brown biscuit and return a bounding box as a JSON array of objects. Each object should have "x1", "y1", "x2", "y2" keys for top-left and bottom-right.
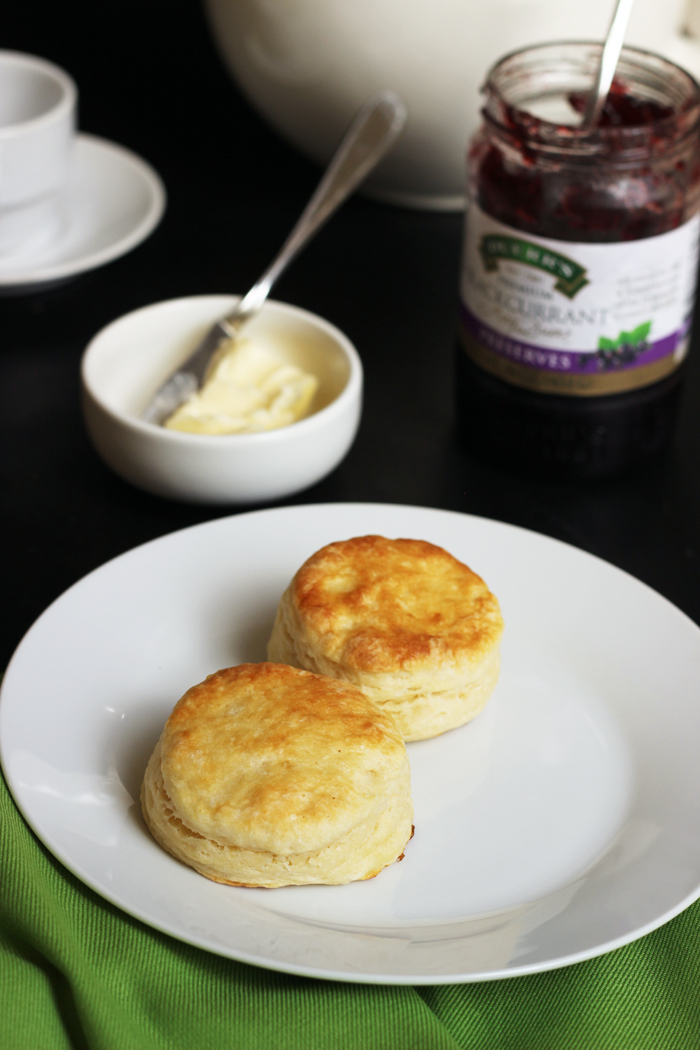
[
  {"x1": 141, "y1": 662, "x2": 413, "y2": 887},
  {"x1": 267, "y1": 535, "x2": 504, "y2": 741}
]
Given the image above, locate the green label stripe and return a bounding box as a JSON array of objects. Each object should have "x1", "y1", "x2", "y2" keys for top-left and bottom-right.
[{"x1": 479, "y1": 235, "x2": 589, "y2": 299}]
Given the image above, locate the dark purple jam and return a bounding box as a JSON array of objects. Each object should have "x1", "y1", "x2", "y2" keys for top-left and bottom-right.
[
  {"x1": 473, "y1": 76, "x2": 696, "y2": 243},
  {"x1": 569, "y1": 78, "x2": 674, "y2": 127}
]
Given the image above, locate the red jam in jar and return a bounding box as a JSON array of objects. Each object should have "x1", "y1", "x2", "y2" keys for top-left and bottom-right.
[{"x1": 457, "y1": 43, "x2": 700, "y2": 478}]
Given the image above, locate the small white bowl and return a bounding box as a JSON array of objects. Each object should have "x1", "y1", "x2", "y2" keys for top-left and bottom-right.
[{"x1": 81, "y1": 295, "x2": 363, "y2": 504}]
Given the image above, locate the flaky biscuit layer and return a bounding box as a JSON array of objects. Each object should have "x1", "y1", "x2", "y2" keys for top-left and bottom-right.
[
  {"x1": 267, "y1": 536, "x2": 504, "y2": 741},
  {"x1": 142, "y1": 739, "x2": 413, "y2": 887},
  {"x1": 141, "y1": 662, "x2": 413, "y2": 887}
]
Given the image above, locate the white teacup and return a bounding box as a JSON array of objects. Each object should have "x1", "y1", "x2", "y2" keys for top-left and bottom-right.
[{"x1": 0, "y1": 51, "x2": 77, "y2": 257}]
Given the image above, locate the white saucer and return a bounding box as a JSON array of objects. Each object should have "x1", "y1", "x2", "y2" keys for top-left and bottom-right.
[{"x1": 0, "y1": 134, "x2": 166, "y2": 291}]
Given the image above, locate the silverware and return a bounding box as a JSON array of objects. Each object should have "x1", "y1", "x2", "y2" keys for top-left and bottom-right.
[
  {"x1": 141, "y1": 90, "x2": 407, "y2": 425},
  {"x1": 581, "y1": 0, "x2": 636, "y2": 127}
]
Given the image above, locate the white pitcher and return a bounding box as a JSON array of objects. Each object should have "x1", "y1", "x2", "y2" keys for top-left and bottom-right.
[{"x1": 204, "y1": 0, "x2": 700, "y2": 208}]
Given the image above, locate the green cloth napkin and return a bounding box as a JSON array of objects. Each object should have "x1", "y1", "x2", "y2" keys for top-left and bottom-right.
[{"x1": 2, "y1": 767, "x2": 699, "y2": 1050}]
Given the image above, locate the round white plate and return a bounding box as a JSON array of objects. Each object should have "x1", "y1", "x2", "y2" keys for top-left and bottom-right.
[
  {"x1": 0, "y1": 133, "x2": 165, "y2": 290},
  {"x1": 2, "y1": 503, "x2": 700, "y2": 984}
]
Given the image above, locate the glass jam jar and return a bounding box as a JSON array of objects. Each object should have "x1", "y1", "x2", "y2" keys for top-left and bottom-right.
[{"x1": 456, "y1": 43, "x2": 700, "y2": 478}]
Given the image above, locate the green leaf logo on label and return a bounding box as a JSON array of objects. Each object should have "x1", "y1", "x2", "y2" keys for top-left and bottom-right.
[
  {"x1": 597, "y1": 321, "x2": 652, "y2": 352},
  {"x1": 479, "y1": 235, "x2": 589, "y2": 299},
  {"x1": 594, "y1": 320, "x2": 653, "y2": 370}
]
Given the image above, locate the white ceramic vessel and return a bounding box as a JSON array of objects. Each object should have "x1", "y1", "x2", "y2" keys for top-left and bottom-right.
[
  {"x1": 0, "y1": 50, "x2": 76, "y2": 255},
  {"x1": 4, "y1": 503, "x2": 700, "y2": 982},
  {"x1": 0, "y1": 134, "x2": 165, "y2": 292},
  {"x1": 203, "y1": 0, "x2": 700, "y2": 209},
  {"x1": 81, "y1": 295, "x2": 363, "y2": 505}
]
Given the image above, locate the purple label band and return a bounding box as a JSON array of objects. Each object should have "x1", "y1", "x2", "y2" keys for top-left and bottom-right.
[{"x1": 459, "y1": 303, "x2": 691, "y2": 375}]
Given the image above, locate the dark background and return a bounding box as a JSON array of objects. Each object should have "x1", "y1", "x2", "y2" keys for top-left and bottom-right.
[{"x1": 3, "y1": 0, "x2": 700, "y2": 670}]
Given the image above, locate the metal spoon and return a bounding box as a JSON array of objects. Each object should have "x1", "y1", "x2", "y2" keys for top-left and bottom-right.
[
  {"x1": 581, "y1": 0, "x2": 636, "y2": 127},
  {"x1": 141, "y1": 91, "x2": 407, "y2": 425}
]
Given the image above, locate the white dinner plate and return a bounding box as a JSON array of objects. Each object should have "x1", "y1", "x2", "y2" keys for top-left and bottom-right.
[
  {"x1": 2, "y1": 503, "x2": 700, "y2": 984},
  {"x1": 0, "y1": 134, "x2": 165, "y2": 291}
]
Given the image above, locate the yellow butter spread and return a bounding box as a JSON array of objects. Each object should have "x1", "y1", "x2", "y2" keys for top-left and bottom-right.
[{"x1": 164, "y1": 338, "x2": 318, "y2": 435}]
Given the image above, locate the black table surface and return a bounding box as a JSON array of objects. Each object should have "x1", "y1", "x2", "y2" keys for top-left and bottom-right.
[{"x1": 3, "y1": 0, "x2": 700, "y2": 672}]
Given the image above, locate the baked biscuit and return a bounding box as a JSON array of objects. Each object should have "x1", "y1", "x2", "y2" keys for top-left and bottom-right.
[
  {"x1": 141, "y1": 662, "x2": 413, "y2": 887},
  {"x1": 267, "y1": 535, "x2": 504, "y2": 741}
]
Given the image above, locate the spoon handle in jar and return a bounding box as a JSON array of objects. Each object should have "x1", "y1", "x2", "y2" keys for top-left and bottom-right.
[{"x1": 582, "y1": 0, "x2": 636, "y2": 127}]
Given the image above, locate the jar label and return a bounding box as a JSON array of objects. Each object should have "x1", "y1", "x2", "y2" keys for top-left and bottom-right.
[{"x1": 459, "y1": 205, "x2": 700, "y2": 395}]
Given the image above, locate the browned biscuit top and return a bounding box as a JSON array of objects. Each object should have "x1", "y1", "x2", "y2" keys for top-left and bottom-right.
[
  {"x1": 290, "y1": 535, "x2": 503, "y2": 672},
  {"x1": 160, "y1": 662, "x2": 406, "y2": 855}
]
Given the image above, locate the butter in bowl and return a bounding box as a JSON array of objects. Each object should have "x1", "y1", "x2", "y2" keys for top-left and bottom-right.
[
  {"x1": 81, "y1": 295, "x2": 362, "y2": 504},
  {"x1": 163, "y1": 334, "x2": 319, "y2": 436}
]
